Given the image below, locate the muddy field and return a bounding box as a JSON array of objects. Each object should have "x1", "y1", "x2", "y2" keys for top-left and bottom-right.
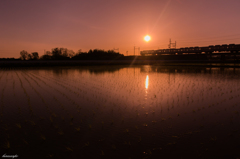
[{"x1": 0, "y1": 65, "x2": 240, "y2": 158}]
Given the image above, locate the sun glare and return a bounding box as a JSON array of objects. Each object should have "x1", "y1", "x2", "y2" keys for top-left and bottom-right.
[
  {"x1": 144, "y1": 35, "x2": 151, "y2": 42},
  {"x1": 145, "y1": 75, "x2": 149, "y2": 89}
]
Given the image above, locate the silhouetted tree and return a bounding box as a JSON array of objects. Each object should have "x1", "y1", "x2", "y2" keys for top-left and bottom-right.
[
  {"x1": 73, "y1": 49, "x2": 123, "y2": 60},
  {"x1": 31, "y1": 52, "x2": 39, "y2": 60},
  {"x1": 28, "y1": 54, "x2": 33, "y2": 60},
  {"x1": 40, "y1": 50, "x2": 51, "y2": 60},
  {"x1": 62, "y1": 48, "x2": 68, "y2": 57},
  {"x1": 52, "y1": 48, "x2": 62, "y2": 58},
  {"x1": 52, "y1": 48, "x2": 75, "y2": 60},
  {"x1": 45, "y1": 51, "x2": 51, "y2": 56},
  {"x1": 68, "y1": 50, "x2": 75, "y2": 58},
  {"x1": 107, "y1": 50, "x2": 114, "y2": 54},
  {"x1": 20, "y1": 50, "x2": 28, "y2": 60},
  {"x1": 77, "y1": 49, "x2": 82, "y2": 54},
  {"x1": 88, "y1": 49, "x2": 93, "y2": 54},
  {"x1": 40, "y1": 54, "x2": 51, "y2": 60},
  {"x1": 51, "y1": 47, "x2": 74, "y2": 60}
]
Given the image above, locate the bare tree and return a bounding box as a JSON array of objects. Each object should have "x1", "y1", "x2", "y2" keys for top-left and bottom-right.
[{"x1": 20, "y1": 50, "x2": 28, "y2": 60}]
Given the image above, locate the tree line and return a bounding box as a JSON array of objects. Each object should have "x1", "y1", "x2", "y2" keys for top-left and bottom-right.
[{"x1": 19, "y1": 48, "x2": 124, "y2": 60}]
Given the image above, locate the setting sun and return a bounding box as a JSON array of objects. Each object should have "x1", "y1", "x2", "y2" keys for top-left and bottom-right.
[{"x1": 144, "y1": 35, "x2": 151, "y2": 42}]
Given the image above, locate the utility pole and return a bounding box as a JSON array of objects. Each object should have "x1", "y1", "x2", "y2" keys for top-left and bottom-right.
[
  {"x1": 126, "y1": 51, "x2": 128, "y2": 56},
  {"x1": 168, "y1": 39, "x2": 171, "y2": 49},
  {"x1": 134, "y1": 46, "x2": 140, "y2": 56},
  {"x1": 173, "y1": 41, "x2": 176, "y2": 49},
  {"x1": 134, "y1": 46, "x2": 135, "y2": 56},
  {"x1": 168, "y1": 39, "x2": 177, "y2": 49}
]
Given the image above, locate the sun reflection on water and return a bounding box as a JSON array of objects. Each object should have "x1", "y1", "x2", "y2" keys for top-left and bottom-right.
[
  {"x1": 145, "y1": 75, "x2": 149, "y2": 89},
  {"x1": 145, "y1": 75, "x2": 149, "y2": 100}
]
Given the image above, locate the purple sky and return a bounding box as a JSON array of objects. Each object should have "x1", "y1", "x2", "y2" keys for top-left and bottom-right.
[{"x1": 1, "y1": 0, "x2": 240, "y2": 58}]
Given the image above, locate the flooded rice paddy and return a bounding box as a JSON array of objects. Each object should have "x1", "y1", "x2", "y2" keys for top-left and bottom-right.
[{"x1": 0, "y1": 65, "x2": 240, "y2": 158}]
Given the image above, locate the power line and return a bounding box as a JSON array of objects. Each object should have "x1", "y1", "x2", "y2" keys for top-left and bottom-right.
[
  {"x1": 179, "y1": 37, "x2": 240, "y2": 43},
  {"x1": 168, "y1": 38, "x2": 176, "y2": 49},
  {"x1": 176, "y1": 33, "x2": 240, "y2": 42}
]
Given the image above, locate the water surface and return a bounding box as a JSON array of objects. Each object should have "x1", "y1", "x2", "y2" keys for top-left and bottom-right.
[{"x1": 0, "y1": 65, "x2": 240, "y2": 158}]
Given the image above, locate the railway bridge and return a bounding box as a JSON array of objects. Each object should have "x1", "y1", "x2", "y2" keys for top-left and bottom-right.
[{"x1": 140, "y1": 44, "x2": 240, "y2": 56}]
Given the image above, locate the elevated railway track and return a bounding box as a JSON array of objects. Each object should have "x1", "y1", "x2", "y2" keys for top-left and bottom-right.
[{"x1": 140, "y1": 44, "x2": 240, "y2": 56}]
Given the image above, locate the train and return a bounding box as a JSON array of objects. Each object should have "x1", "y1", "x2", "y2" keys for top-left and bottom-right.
[{"x1": 140, "y1": 44, "x2": 240, "y2": 56}]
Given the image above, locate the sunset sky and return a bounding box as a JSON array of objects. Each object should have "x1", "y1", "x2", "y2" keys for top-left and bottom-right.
[{"x1": 1, "y1": 0, "x2": 240, "y2": 58}]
